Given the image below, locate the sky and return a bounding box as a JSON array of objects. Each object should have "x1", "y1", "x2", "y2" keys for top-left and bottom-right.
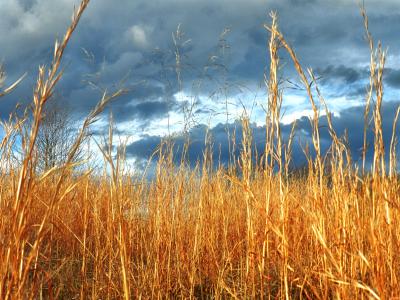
[{"x1": 1, "y1": 0, "x2": 399, "y2": 170}]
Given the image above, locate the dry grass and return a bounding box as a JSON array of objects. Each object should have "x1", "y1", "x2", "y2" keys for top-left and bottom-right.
[{"x1": 0, "y1": 1, "x2": 399, "y2": 299}]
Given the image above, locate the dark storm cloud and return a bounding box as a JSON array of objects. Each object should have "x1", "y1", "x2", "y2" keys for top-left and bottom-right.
[
  {"x1": 1, "y1": 0, "x2": 400, "y2": 136},
  {"x1": 105, "y1": 99, "x2": 177, "y2": 123},
  {"x1": 385, "y1": 68, "x2": 400, "y2": 88},
  {"x1": 126, "y1": 101, "x2": 400, "y2": 170},
  {"x1": 316, "y1": 65, "x2": 363, "y2": 85},
  {"x1": 293, "y1": 101, "x2": 400, "y2": 167},
  {"x1": 126, "y1": 122, "x2": 269, "y2": 167},
  {"x1": 127, "y1": 119, "x2": 308, "y2": 168},
  {"x1": 132, "y1": 101, "x2": 171, "y2": 119}
]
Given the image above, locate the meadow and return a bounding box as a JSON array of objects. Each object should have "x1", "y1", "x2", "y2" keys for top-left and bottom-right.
[{"x1": 0, "y1": 0, "x2": 399, "y2": 299}]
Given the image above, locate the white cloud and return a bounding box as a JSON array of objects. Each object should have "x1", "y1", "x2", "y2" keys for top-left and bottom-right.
[
  {"x1": 281, "y1": 109, "x2": 315, "y2": 125},
  {"x1": 126, "y1": 25, "x2": 149, "y2": 49}
]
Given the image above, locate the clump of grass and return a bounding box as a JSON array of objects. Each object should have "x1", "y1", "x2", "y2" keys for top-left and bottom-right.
[{"x1": 0, "y1": 0, "x2": 399, "y2": 299}]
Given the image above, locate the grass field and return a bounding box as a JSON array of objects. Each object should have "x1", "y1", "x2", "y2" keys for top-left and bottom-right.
[{"x1": 0, "y1": 0, "x2": 399, "y2": 299}]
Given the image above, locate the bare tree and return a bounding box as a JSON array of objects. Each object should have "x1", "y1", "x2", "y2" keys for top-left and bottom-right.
[{"x1": 36, "y1": 99, "x2": 85, "y2": 172}]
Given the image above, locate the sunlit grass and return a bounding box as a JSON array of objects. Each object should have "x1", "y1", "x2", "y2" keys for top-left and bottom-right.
[{"x1": 0, "y1": 1, "x2": 399, "y2": 299}]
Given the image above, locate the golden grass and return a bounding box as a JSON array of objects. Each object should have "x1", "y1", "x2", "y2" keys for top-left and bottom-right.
[{"x1": 0, "y1": 1, "x2": 399, "y2": 299}]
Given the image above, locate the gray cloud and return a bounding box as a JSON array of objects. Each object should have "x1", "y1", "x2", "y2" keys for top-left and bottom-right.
[{"x1": 1, "y1": 0, "x2": 400, "y2": 152}]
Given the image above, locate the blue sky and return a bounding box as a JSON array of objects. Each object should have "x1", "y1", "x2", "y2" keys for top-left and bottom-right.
[{"x1": 0, "y1": 0, "x2": 399, "y2": 168}]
